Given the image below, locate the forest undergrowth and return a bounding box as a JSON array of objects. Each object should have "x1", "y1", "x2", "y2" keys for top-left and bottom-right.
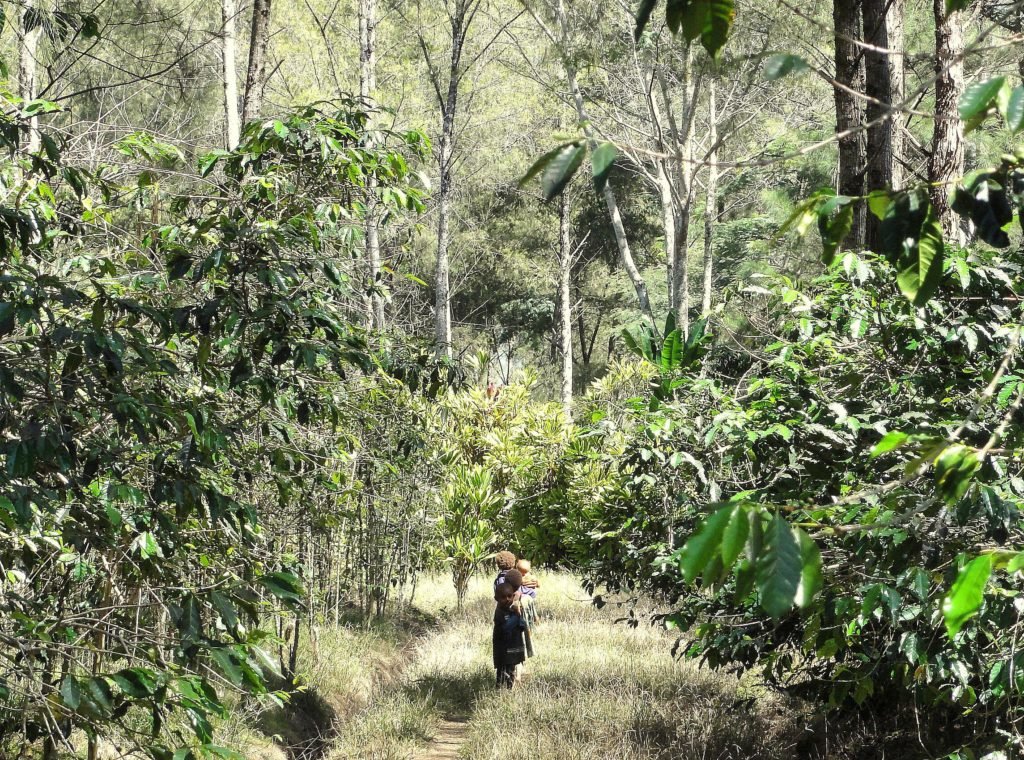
[{"x1": 223, "y1": 573, "x2": 816, "y2": 760}]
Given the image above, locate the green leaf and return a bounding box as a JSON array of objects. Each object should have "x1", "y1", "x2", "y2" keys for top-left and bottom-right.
[
  {"x1": 763, "y1": 54, "x2": 808, "y2": 81},
  {"x1": 720, "y1": 504, "x2": 749, "y2": 568},
  {"x1": 1005, "y1": 87, "x2": 1024, "y2": 132},
  {"x1": 943, "y1": 555, "x2": 992, "y2": 637},
  {"x1": 210, "y1": 648, "x2": 244, "y2": 687},
  {"x1": 660, "y1": 329, "x2": 683, "y2": 371},
  {"x1": 677, "y1": 505, "x2": 733, "y2": 583},
  {"x1": 934, "y1": 444, "x2": 981, "y2": 504},
  {"x1": 794, "y1": 529, "x2": 822, "y2": 608},
  {"x1": 591, "y1": 142, "x2": 618, "y2": 194},
  {"x1": 817, "y1": 195, "x2": 854, "y2": 265},
  {"x1": 878, "y1": 189, "x2": 945, "y2": 307},
  {"x1": 871, "y1": 431, "x2": 909, "y2": 457},
  {"x1": 541, "y1": 142, "x2": 587, "y2": 201},
  {"x1": 755, "y1": 514, "x2": 802, "y2": 618},
  {"x1": 60, "y1": 676, "x2": 81, "y2": 710},
  {"x1": 111, "y1": 668, "x2": 158, "y2": 698},
  {"x1": 210, "y1": 591, "x2": 240, "y2": 633},
  {"x1": 945, "y1": 0, "x2": 971, "y2": 12},
  {"x1": 959, "y1": 77, "x2": 1006, "y2": 122},
  {"x1": 259, "y1": 571, "x2": 304, "y2": 602}
]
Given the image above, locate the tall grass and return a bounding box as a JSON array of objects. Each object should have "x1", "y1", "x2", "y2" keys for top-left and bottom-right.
[{"x1": 329, "y1": 572, "x2": 810, "y2": 759}]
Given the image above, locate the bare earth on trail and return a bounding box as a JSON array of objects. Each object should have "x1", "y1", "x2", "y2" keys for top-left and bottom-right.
[{"x1": 417, "y1": 719, "x2": 469, "y2": 759}]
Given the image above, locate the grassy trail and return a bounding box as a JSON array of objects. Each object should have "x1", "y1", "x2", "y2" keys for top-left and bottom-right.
[{"x1": 294, "y1": 573, "x2": 811, "y2": 760}]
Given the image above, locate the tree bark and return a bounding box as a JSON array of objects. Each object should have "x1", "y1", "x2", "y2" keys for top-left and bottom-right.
[
  {"x1": 660, "y1": 45, "x2": 698, "y2": 336},
  {"x1": 864, "y1": 0, "x2": 904, "y2": 248},
  {"x1": 222, "y1": 0, "x2": 241, "y2": 149},
  {"x1": 241, "y1": 0, "x2": 272, "y2": 125},
  {"x1": 19, "y1": 2, "x2": 43, "y2": 152},
  {"x1": 558, "y1": 190, "x2": 574, "y2": 417},
  {"x1": 833, "y1": 0, "x2": 867, "y2": 249},
  {"x1": 702, "y1": 76, "x2": 718, "y2": 315},
  {"x1": 929, "y1": 0, "x2": 965, "y2": 241},
  {"x1": 434, "y1": 26, "x2": 463, "y2": 357},
  {"x1": 359, "y1": 0, "x2": 385, "y2": 329}
]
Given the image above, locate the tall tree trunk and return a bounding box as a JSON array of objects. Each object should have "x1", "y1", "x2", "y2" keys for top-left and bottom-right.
[
  {"x1": 864, "y1": 0, "x2": 904, "y2": 247},
  {"x1": 19, "y1": 2, "x2": 43, "y2": 152},
  {"x1": 702, "y1": 76, "x2": 718, "y2": 315},
  {"x1": 834, "y1": 0, "x2": 867, "y2": 249},
  {"x1": 554, "y1": 0, "x2": 653, "y2": 323},
  {"x1": 241, "y1": 0, "x2": 272, "y2": 125},
  {"x1": 433, "y1": 6, "x2": 473, "y2": 357},
  {"x1": 929, "y1": 0, "x2": 965, "y2": 240},
  {"x1": 558, "y1": 191, "x2": 574, "y2": 417},
  {"x1": 360, "y1": 0, "x2": 385, "y2": 329},
  {"x1": 222, "y1": 0, "x2": 241, "y2": 149},
  {"x1": 665, "y1": 45, "x2": 697, "y2": 336}
]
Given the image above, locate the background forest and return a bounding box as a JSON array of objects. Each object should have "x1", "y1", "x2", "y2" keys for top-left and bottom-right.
[{"x1": 3, "y1": 0, "x2": 1024, "y2": 757}]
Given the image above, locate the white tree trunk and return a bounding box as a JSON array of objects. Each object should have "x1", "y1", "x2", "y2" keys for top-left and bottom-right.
[
  {"x1": 19, "y1": 2, "x2": 43, "y2": 152},
  {"x1": 702, "y1": 77, "x2": 717, "y2": 315},
  {"x1": 222, "y1": 0, "x2": 241, "y2": 149},
  {"x1": 558, "y1": 191, "x2": 574, "y2": 417},
  {"x1": 359, "y1": 0, "x2": 384, "y2": 329}
]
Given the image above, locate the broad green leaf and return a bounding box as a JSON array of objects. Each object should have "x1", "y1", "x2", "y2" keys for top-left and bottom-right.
[
  {"x1": 878, "y1": 189, "x2": 945, "y2": 307},
  {"x1": 959, "y1": 77, "x2": 1006, "y2": 122},
  {"x1": 818, "y1": 196, "x2": 854, "y2": 265},
  {"x1": 934, "y1": 444, "x2": 981, "y2": 504},
  {"x1": 259, "y1": 571, "x2": 304, "y2": 602},
  {"x1": 661, "y1": 329, "x2": 683, "y2": 371},
  {"x1": 60, "y1": 676, "x2": 81, "y2": 710},
  {"x1": 763, "y1": 54, "x2": 808, "y2": 81},
  {"x1": 210, "y1": 591, "x2": 240, "y2": 633},
  {"x1": 755, "y1": 514, "x2": 802, "y2": 618},
  {"x1": 1005, "y1": 86, "x2": 1024, "y2": 132},
  {"x1": 520, "y1": 142, "x2": 573, "y2": 188},
  {"x1": 210, "y1": 648, "x2": 244, "y2": 686},
  {"x1": 720, "y1": 504, "x2": 749, "y2": 568},
  {"x1": 943, "y1": 555, "x2": 992, "y2": 637},
  {"x1": 540, "y1": 142, "x2": 586, "y2": 202},
  {"x1": 945, "y1": 0, "x2": 971, "y2": 12},
  {"x1": 591, "y1": 142, "x2": 618, "y2": 193},
  {"x1": 677, "y1": 505, "x2": 733, "y2": 583},
  {"x1": 871, "y1": 431, "x2": 909, "y2": 457},
  {"x1": 794, "y1": 529, "x2": 822, "y2": 608}
]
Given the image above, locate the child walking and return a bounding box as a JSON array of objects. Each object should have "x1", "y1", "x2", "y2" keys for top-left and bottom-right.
[{"x1": 492, "y1": 582, "x2": 527, "y2": 689}]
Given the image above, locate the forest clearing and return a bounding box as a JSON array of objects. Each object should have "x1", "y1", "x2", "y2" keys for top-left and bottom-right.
[{"x1": 3, "y1": 0, "x2": 1024, "y2": 757}]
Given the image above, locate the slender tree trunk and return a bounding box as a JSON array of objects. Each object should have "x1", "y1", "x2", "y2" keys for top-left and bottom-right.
[
  {"x1": 864, "y1": 0, "x2": 903, "y2": 247},
  {"x1": 702, "y1": 76, "x2": 717, "y2": 315},
  {"x1": 360, "y1": 0, "x2": 385, "y2": 329},
  {"x1": 554, "y1": 0, "x2": 654, "y2": 323},
  {"x1": 19, "y1": 2, "x2": 43, "y2": 152},
  {"x1": 668, "y1": 45, "x2": 697, "y2": 336},
  {"x1": 834, "y1": 0, "x2": 867, "y2": 249},
  {"x1": 929, "y1": 0, "x2": 965, "y2": 240},
  {"x1": 432, "y1": 4, "x2": 475, "y2": 357},
  {"x1": 241, "y1": 0, "x2": 272, "y2": 125},
  {"x1": 558, "y1": 191, "x2": 574, "y2": 417},
  {"x1": 222, "y1": 0, "x2": 241, "y2": 149}
]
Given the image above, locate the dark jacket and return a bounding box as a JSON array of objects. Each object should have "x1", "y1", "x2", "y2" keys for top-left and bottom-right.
[{"x1": 492, "y1": 605, "x2": 528, "y2": 668}]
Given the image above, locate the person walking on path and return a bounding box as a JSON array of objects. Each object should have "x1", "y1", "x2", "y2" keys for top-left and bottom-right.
[{"x1": 492, "y1": 582, "x2": 527, "y2": 689}]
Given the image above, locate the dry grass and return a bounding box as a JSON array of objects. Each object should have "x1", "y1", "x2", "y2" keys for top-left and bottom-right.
[{"x1": 327, "y1": 572, "x2": 811, "y2": 759}]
